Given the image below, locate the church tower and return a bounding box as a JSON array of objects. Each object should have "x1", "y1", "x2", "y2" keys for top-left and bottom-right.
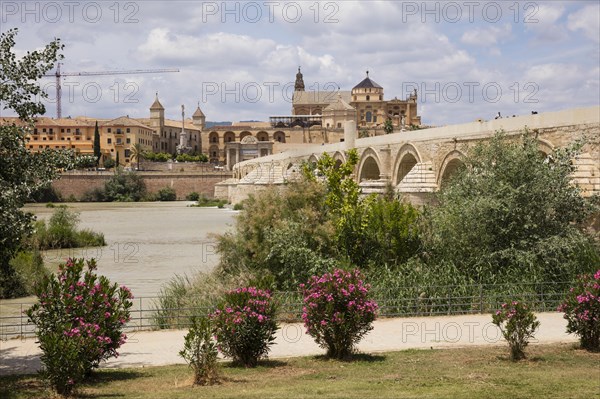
[
  {"x1": 149, "y1": 92, "x2": 165, "y2": 132},
  {"x1": 192, "y1": 102, "x2": 206, "y2": 129},
  {"x1": 294, "y1": 66, "x2": 305, "y2": 91}
]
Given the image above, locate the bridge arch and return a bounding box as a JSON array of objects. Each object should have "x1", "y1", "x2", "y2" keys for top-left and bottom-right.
[
  {"x1": 537, "y1": 138, "x2": 554, "y2": 159},
  {"x1": 358, "y1": 147, "x2": 382, "y2": 181},
  {"x1": 438, "y1": 150, "x2": 466, "y2": 187},
  {"x1": 332, "y1": 151, "x2": 346, "y2": 168},
  {"x1": 393, "y1": 143, "x2": 422, "y2": 185}
]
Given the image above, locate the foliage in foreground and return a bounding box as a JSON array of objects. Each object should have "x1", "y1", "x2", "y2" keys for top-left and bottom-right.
[
  {"x1": 558, "y1": 270, "x2": 600, "y2": 351},
  {"x1": 423, "y1": 132, "x2": 599, "y2": 285},
  {"x1": 301, "y1": 269, "x2": 378, "y2": 359},
  {"x1": 26, "y1": 258, "x2": 133, "y2": 395},
  {"x1": 0, "y1": 28, "x2": 65, "y2": 298},
  {"x1": 492, "y1": 301, "x2": 540, "y2": 361},
  {"x1": 179, "y1": 316, "x2": 220, "y2": 385},
  {"x1": 2, "y1": 345, "x2": 599, "y2": 399},
  {"x1": 211, "y1": 287, "x2": 278, "y2": 367}
]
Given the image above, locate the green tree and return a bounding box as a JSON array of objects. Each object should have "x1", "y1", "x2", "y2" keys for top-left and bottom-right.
[
  {"x1": 423, "y1": 131, "x2": 599, "y2": 284},
  {"x1": 104, "y1": 170, "x2": 146, "y2": 202},
  {"x1": 383, "y1": 118, "x2": 393, "y2": 134},
  {"x1": 0, "y1": 29, "x2": 64, "y2": 298},
  {"x1": 116, "y1": 151, "x2": 120, "y2": 167},
  {"x1": 93, "y1": 121, "x2": 101, "y2": 165}
]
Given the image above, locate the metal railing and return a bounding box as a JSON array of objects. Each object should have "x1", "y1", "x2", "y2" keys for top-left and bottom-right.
[{"x1": 0, "y1": 282, "x2": 571, "y2": 340}]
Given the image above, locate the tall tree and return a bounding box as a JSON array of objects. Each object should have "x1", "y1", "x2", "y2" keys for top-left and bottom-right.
[
  {"x1": 130, "y1": 143, "x2": 144, "y2": 170},
  {"x1": 116, "y1": 151, "x2": 120, "y2": 167},
  {"x1": 0, "y1": 29, "x2": 65, "y2": 297},
  {"x1": 93, "y1": 121, "x2": 101, "y2": 165},
  {"x1": 423, "y1": 132, "x2": 599, "y2": 284}
]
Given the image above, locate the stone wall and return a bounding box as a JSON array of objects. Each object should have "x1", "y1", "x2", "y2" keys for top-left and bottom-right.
[{"x1": 53, "y1": 171, "x2": 232, "y2": 201}]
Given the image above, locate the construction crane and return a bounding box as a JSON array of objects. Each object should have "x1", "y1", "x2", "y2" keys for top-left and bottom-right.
[{"x1": 43, "y1": 63, "x2": 180, "y2": 118}]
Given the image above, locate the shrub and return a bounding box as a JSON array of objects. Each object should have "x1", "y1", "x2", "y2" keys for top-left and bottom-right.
[
  {"x1": 232, "y1": 203, "x2": 243, "y2": 211},
  {"x1": 211, "y1": 287, "x2": 278, "y2": 367},
  {"x1": 104, "y1": 171, "x2": 146, "y2": 202},
  {"x1": 492, "y1": 301, "x2": 540, "y2": 361},
  {"x1": 155, "y1": 187, "x2": 177, "y2": 201},
  {"x1": 300, "y1": 269, "x2": 378, "y2": 359},
  {"x1": 26, "y1": 258, "x2": 133, "y2": 394},
  {"x1": 81, "y1": 187, "x2": 106, "y2": 202},
  {"x1": 30, "y1": 207, "x2": 105, "y2": 250},
  {"x1": 186, "y1": 191, "x2": 200, "y2": 201},
  {"x1": 103, "y1": 157, "x2": 116, "y2": 169},
  {"x1": 179, "y1": 316, "x2": 220, "y2": 385},
  {"x1": 558, "y1": 270, "x2": 600, "y2": 351},
  {"x1": 9, "y1": 250, "x2": 47, "y2": 295}
]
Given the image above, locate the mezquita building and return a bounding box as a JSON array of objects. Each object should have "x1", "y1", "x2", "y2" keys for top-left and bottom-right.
[{"x1": 8, "y1": 69, "x2": 422, "y2": 170}]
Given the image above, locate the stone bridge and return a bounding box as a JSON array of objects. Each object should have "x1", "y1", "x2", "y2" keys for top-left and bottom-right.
[{"x1": 215, "y1": 106, "x2": 600, "y2": 205}]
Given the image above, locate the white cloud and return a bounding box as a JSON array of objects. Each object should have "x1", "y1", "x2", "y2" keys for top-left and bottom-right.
[
  {"x1": 567, "y1": 4, "x2": 600, "y2": 43},
  {"x1": 461, "y1": 24, "x2": 512, "y2": 47}
]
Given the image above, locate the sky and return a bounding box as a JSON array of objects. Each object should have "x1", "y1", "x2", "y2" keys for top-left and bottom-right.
[{"x1": 1, "y1": 0, "x2": 599, "y2": 126}]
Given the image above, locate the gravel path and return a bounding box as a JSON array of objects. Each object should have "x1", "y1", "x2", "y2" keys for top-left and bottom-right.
[{"x1": 0, "y1": 312, "x2": 576, "y2": 375}]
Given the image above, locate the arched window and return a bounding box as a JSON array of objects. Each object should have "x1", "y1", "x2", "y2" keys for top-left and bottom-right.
[
  {"x1": 366, "y1": 95, "x2": 370, "y2": 101},
  {"x1": 366, "y1": 111, "x2": 372, "y2": 122}
]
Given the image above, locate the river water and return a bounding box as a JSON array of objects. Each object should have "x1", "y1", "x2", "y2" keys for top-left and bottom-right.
[{"x1": 23, "y1": 202, "x2": 236, "y2": 298}]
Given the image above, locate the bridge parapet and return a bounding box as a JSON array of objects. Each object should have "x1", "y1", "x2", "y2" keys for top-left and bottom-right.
[{"x1": 215, "y1": 106, "x2": 600, "y2": 204}]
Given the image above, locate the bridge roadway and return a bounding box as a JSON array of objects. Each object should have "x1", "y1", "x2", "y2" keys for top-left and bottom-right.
[{"x1": 0, "y1": 312, "x2": 577, "y2": 375}]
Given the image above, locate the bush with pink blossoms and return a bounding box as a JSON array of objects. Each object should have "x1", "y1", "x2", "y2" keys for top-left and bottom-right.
[
  {"x1": 211, "y1": 287, "x2": 278, "y2": 367},
  {"x1": 26, "y1": 258, "x2": 133, "y2": 395},
  {"x1": 300, "y1": 269, "x2": 378, "y2": 359},
  {"x1": 492, "y1": 301, "x2": 540, "y2": 361},
  {"x1": 558, "y1": 270, "x2": 600, "y2": 351}
]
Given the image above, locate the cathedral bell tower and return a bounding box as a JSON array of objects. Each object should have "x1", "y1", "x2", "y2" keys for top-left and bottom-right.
[{"x1": 294, "y1": 66, "x2": 305, "y2": 91}]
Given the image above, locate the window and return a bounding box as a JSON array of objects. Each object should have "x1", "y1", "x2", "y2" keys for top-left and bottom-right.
[
  {"x1": 379, "y1": 95, "x2": 382, "y2": 100},
  {"x1": 337, "y1": 123, "x2": 342, "y2": 128},
  {"x1": 126, "y1": 138, "x2": 131, "y2": 144},
  {"x1": 34, "y1": 128, "x2": 38, "y2": 134},
  {"x1": 108, "y1": 138, "x2": 112, "y2": 144},
  {"x1": 75, "y1": 129, "x2": 79, "y2": 134},
  {"x1": 366, "y1": 95, "x2": 370, "y2": 101},
  {"x1": 108, "y1": 128, "x2": 112, "y2": 133},
  {"x1": 125, "y1": 149, "x2": 131, "y2": 157},
  {"x1": 126, "y1": 128, "x2": 130, "y2": 133},
  {"x1": 49, "y1": 128, "x2": 53, "y2": 134},
  {"x1": 366, "y1": 111, "x2": 372, "y2": 122},
  {"x1": 43, "y1": 128, "x2": 47, "y2": 133},
  {"x1": 67, "y1": 128, "x2": 71, "y2": 133},
  {"x1": 116, "y1": 138, "x2": 122, "y2": 144},
  {"x1": 61, "y1": 129, "x2": 65, "y2": 133}
]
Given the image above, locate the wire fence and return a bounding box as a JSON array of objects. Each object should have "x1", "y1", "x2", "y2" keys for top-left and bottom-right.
[{"x1": 0, "y1": 282, "x2": 571, "y2": 340}]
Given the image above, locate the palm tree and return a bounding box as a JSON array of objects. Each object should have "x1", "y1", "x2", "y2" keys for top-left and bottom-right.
[{"x1": 130, "y1": 143, "x2": 145, "y2": 171}]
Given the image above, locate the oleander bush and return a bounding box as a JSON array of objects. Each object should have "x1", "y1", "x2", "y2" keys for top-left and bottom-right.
[
  {"x1": 26, "y1": 258, "x2": 133, "y2": 395},
  {"x1": 211, "y1": 287, "x2": 278, "y2": 367},
  {"x1": 179, "y1": 316, "x2": 220, "y2": 385},
  {"x1": 492, "y1": 301, "x2": 540, "y2": 361},
  {"x1": 301, "y1": 269, "x2": 378, "y2": 359},
  {"x1": 558, "y1": 270, "x2": 600, "y2": 351}
]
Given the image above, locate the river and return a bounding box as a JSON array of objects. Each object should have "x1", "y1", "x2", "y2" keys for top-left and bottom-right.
[{"x1": 23, "y1": 202, "x2": 237, "y2": 298}]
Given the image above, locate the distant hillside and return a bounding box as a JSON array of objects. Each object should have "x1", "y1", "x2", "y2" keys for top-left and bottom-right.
[{"x1": 205, "y1": 121, "x2": 232, "y2": 128}]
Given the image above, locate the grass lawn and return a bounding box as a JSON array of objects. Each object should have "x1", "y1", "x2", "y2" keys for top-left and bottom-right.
[{"x1": 1, "y1": 344, "x2": 598, "y2": 398}]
